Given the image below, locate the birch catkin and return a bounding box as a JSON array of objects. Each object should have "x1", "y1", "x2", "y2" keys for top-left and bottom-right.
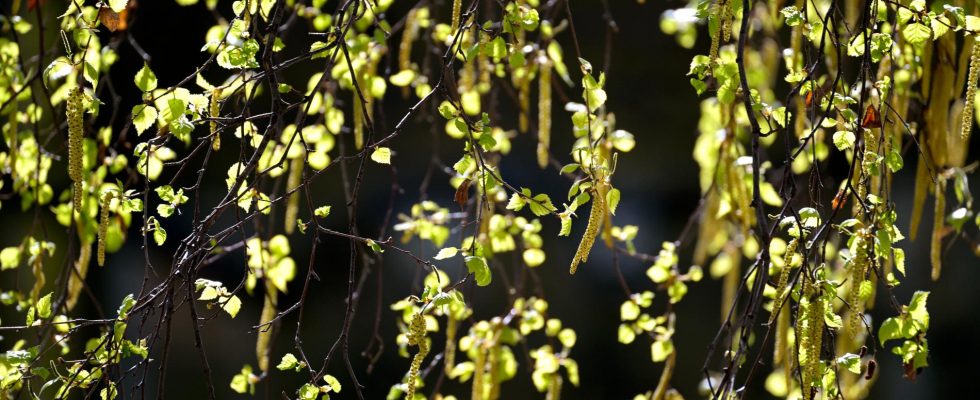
[
  {"x1": 210, "y1": 87, "x2": 222, "y2": 151},
  {"x1": 537, "y1": 58, "x2": 552, "y2": 169},
  {"x1": 406, "y1": 312, "x2": 428, "y2": 399},
  {"x1": 931, "y1": 179, "x2": 946, "y2": 281},
  {"x1": 97, "y1": 191, "x2": 113, "y2": 267},
  {"x1": 962, "y1": 38, "x2": 980, "y2": 140},
  {"x1": 67, "y1": 87, "x2": 85, "y2": 212},
  {"x1": 570, "y1": 189, "x2": 604, "y2": 274},
  {"x1": 451, "y1": 0, "x2": 462, "y2": 34}
]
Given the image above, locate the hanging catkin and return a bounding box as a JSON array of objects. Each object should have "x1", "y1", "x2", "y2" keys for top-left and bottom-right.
[
  {"x1": 210, "y1": 87, "x2": 222, "y2": 151},
  {"x1": 570, "y1": 189, "x2": 605, "y2": 274},
  {"x1": 67, "y1": 87, "x2": 85, "y2": 212},
  {"x1": 537, "y1": 58, "x2": 552, "y2": 169},
  {"x1": 962, "y1": 38, "x2": 980, "y2": 140},
  {"x1": 931, "y1": 179, "x2": 946, "y2": 281},
  {"x1": 97, "y1": 191, "x2": 113, "y2": 267},
  {"x1": 451, "y1": 0, "x2": 462, "y2": 35},
  {"x1": 406, "y1": 311, "x2": 429, "y2": 399}
]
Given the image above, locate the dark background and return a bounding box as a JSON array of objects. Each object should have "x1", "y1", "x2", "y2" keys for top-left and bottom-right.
[{"x1": 4, "y1": 0, "x2": 980, "y2": 398}]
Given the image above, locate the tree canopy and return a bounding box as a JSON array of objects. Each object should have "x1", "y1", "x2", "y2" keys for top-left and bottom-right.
[{"x1": 0, "y1": 0, "x2": 978, "y2": 399}]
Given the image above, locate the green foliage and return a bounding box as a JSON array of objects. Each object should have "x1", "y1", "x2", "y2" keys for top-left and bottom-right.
[{"x1": 0, "y1": 0, "x2": 975, "y2": 399}]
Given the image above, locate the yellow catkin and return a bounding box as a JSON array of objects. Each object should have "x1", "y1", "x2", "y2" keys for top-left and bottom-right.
[
  {"x1": 353, "y1": 95, "x2": 364, "y2": 150},
  {"x1": 569, "y1": 189, "x2": 605, "y2": 274},
  {"x1": 846, "y1": 237, "x2": 869, "y2": 338},
  {"x1": 931, "y1": 179, "x2": 946, "y2": 281},
  {"x1": 519, "y1": 73, "x2": 530, "y2": 133},
  {"x1": 910, "y1": 158, "x2": 929, "y2": 240},
  {"x1": 803, "y1": 294, "x2": 825, "y2": 400},
  {"x1": 399, "y1": 8, "x2": 419, "y2": 98},
  {"x1": 451, "y1": 0, "x2": 462, "y2": 34},
  {"x1": 774, "y1": 300, "x2": 790, "y2": 367},
  {"x1": 709, "y1": 1, "x2": 726, "y2": 60},
  {"x1": 67, "y1": 241, "x2": 91, "y2": 311},
  {"x1": 256, "y1": 280, "x2": 277, "y2": 372},
  {"x1": 210, "y1": 87, "x2": 222, "y2": 151},
  {"x1": 407, "y1": 312, "x2": 429, "y2": 400},
  {"x1": 537, "y1": 58, "x2": 552, "y2": 169},
  {"x1": 721, "y1": 1, "x2": 732, "y2": 43},
  {"x1": 651, "y1": 350, "x2": 676, "y2": 400},
  {"x1": 471, "y1": 343, "x2": 487, "y2": 400},
  {"x1": 97, "y1": 191, "x2": 113, "y2": 267},
  {"x1": 545, "y1": 371, "x2": 563, "y2": 400},
  {"x1": 30, "y1": 251, "x2": 45, "y2": 302},
  {"x1": 962, "y1": 38, "x2": 980, "y2": 140},
  {"x1": 444, "y1": 315, "x2": 458, "y2": 375},
  {"x1": 770, "y1": 238, "x2": 798, "y2": 325},
  {"x1": 283, "y1": 155, "x2": 304, "y2": 234},
  {"x1": 67, "y1": 87, "x2": 84, "y2": 212}
]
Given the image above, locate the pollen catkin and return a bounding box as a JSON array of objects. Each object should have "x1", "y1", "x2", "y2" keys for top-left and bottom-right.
[
  {"x1": 451, "y1": 0, "x2": 462, "y2": 34},
  {"x1": 97, "y1": 191, "x2": 113, "y2": 267},
  {"x1": 406, "y1": 312, "x2": 429, "y2": 400},
  {"x1": 399, "y1": 8, "x2": 419, "y2": 98},
  {"x1": 67, "y1": 87, "x2": 85, "y2": 212},
  {"x1": 444, "y1": 315, "x2": 458, "y2": 375},
  {"x1": 518, "y1": 73, "x2": 530, "y2": 133},
  {"x1": 846, "y1": 237, "x2": 869, "y2": 338},
  {"x1": 210, "y1": 87, "x2": 222, "y2": 151},
  {"x1": 570, "y1": 190, "x2": 605, "y2": 274},
  {"x1": 283, "y1": 155, "x2": 304, "y2": 234},
  {"x1": 931, "y1": 179, "x2": 946, "y2": 281},
  {"x1": 803, "y1": 293, "x2": 825, "y2": 400},
  {"x1": 537, "y1": 58, "x2": 552, "y2": 169},
  {"x1": 353, "y1": 95, "x2": 364, "y2": 150},
  {"x1": 256, "y1": 280, "x2": 277, "y2": 372},
  {"x1": 962, "y1": 39, "x2": 980, "y2": 140},
  {"x1": 770, "y1": 238, "x2": 798, "y2": 325}
]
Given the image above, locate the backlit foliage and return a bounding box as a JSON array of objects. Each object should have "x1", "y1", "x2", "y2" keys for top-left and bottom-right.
[{"x1": 0, "y1": 0, "x2": 975, "y2": 399}]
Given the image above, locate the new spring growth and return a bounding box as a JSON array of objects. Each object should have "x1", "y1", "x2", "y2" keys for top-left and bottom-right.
[
  {"x1": 406, "y1": 311, "x2": 429, "y2": 399},
  {"x1": 570, "y1": 186, "x2": 606, "y2": 275},
  {"x1": 537, "y1": 54, "x2": 552, "y2": 169},
  {"x1": 97, "y1": 191, "x2": 115, "y2": 267},
  {"x1": 962, "y1": 37, "x2": 980, "y2": 140},
  {"x1": 67, "y1": 87, "x2": 85, "y2": 212},
  {"x1": 210, "y1": 87, "x2": 222, "y2": 151}
]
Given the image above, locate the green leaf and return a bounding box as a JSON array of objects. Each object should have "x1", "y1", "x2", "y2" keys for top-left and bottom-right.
[
  {"x1": 465, "y1": 256, "x2": 492, "y2": 286},
  {"x1": 0, "y1": 247, "x2": 20, "y2": 270},
  {"x1": 606, "y1": 188, "x2": 621, "y2": 215},
  {"x1": 833, "y1": 130, "x2": 855, "y2": 150},
  {"x1": 434, "y1": 247, "x2": 458, "y2": 260},
  {"x1": 109, "y1": 0, "x2": 129, "y2": 13},
  {"x1": 908, "y1": 291, "x2": 930, "y2": 330},
  {"x1": 886, "y1": 149, "x2": 903, "y2": 172},
  {"x1": 650, "y1": 339, "x2": 674, "y2": 362},
  {"x1": 153, "y1": 225, "x2": 167, "y2": 246},
  {"x1": 222, "y1": 295, "x2": 241, "y2": 318},
  {"x1": 837, "y1": 353, "x2": 862, "y2": 374},
  {"x1": 297, "y1": 383, "x2": 318, "y2": 400},
  {"x1": 390, "y1": 70, "x2": 416, "y2": 87},
  {"x1": 277, "y1": 353, "x2": 300, "y2": 371},
  {"x1": 134, "y1": 63, "x2": 158, "y2": 92},
  {"x1": 132, "y1": 105, "x2": 158, "y2": 135},
  {"x1": 967, "y1": 15, "x2": 980, "y2": 33},
  {"x1": 371, "y1": 147, "x2": 391, "y2": 164},
  {"x1": 902, "y1": 23, "x2": 932, "y2": 47},
  {"x1": 528, "y1": 194, "x2": 557, "y2": 216},
  {"x1": 365, "y1": 239, "x2": 383, "y2": 253},
  {"x1": 506, "y1": 192, "x2": 526, "y2": 212},
  {"x1": 323, "y1": 375, "x2": 342, "y2": 393},
  {"x1": 314, "y1": 206, "x2": 331, "y2": 218},
  {"x1": 37, "y1": 293, "x2": 53, "y2": 319}
]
